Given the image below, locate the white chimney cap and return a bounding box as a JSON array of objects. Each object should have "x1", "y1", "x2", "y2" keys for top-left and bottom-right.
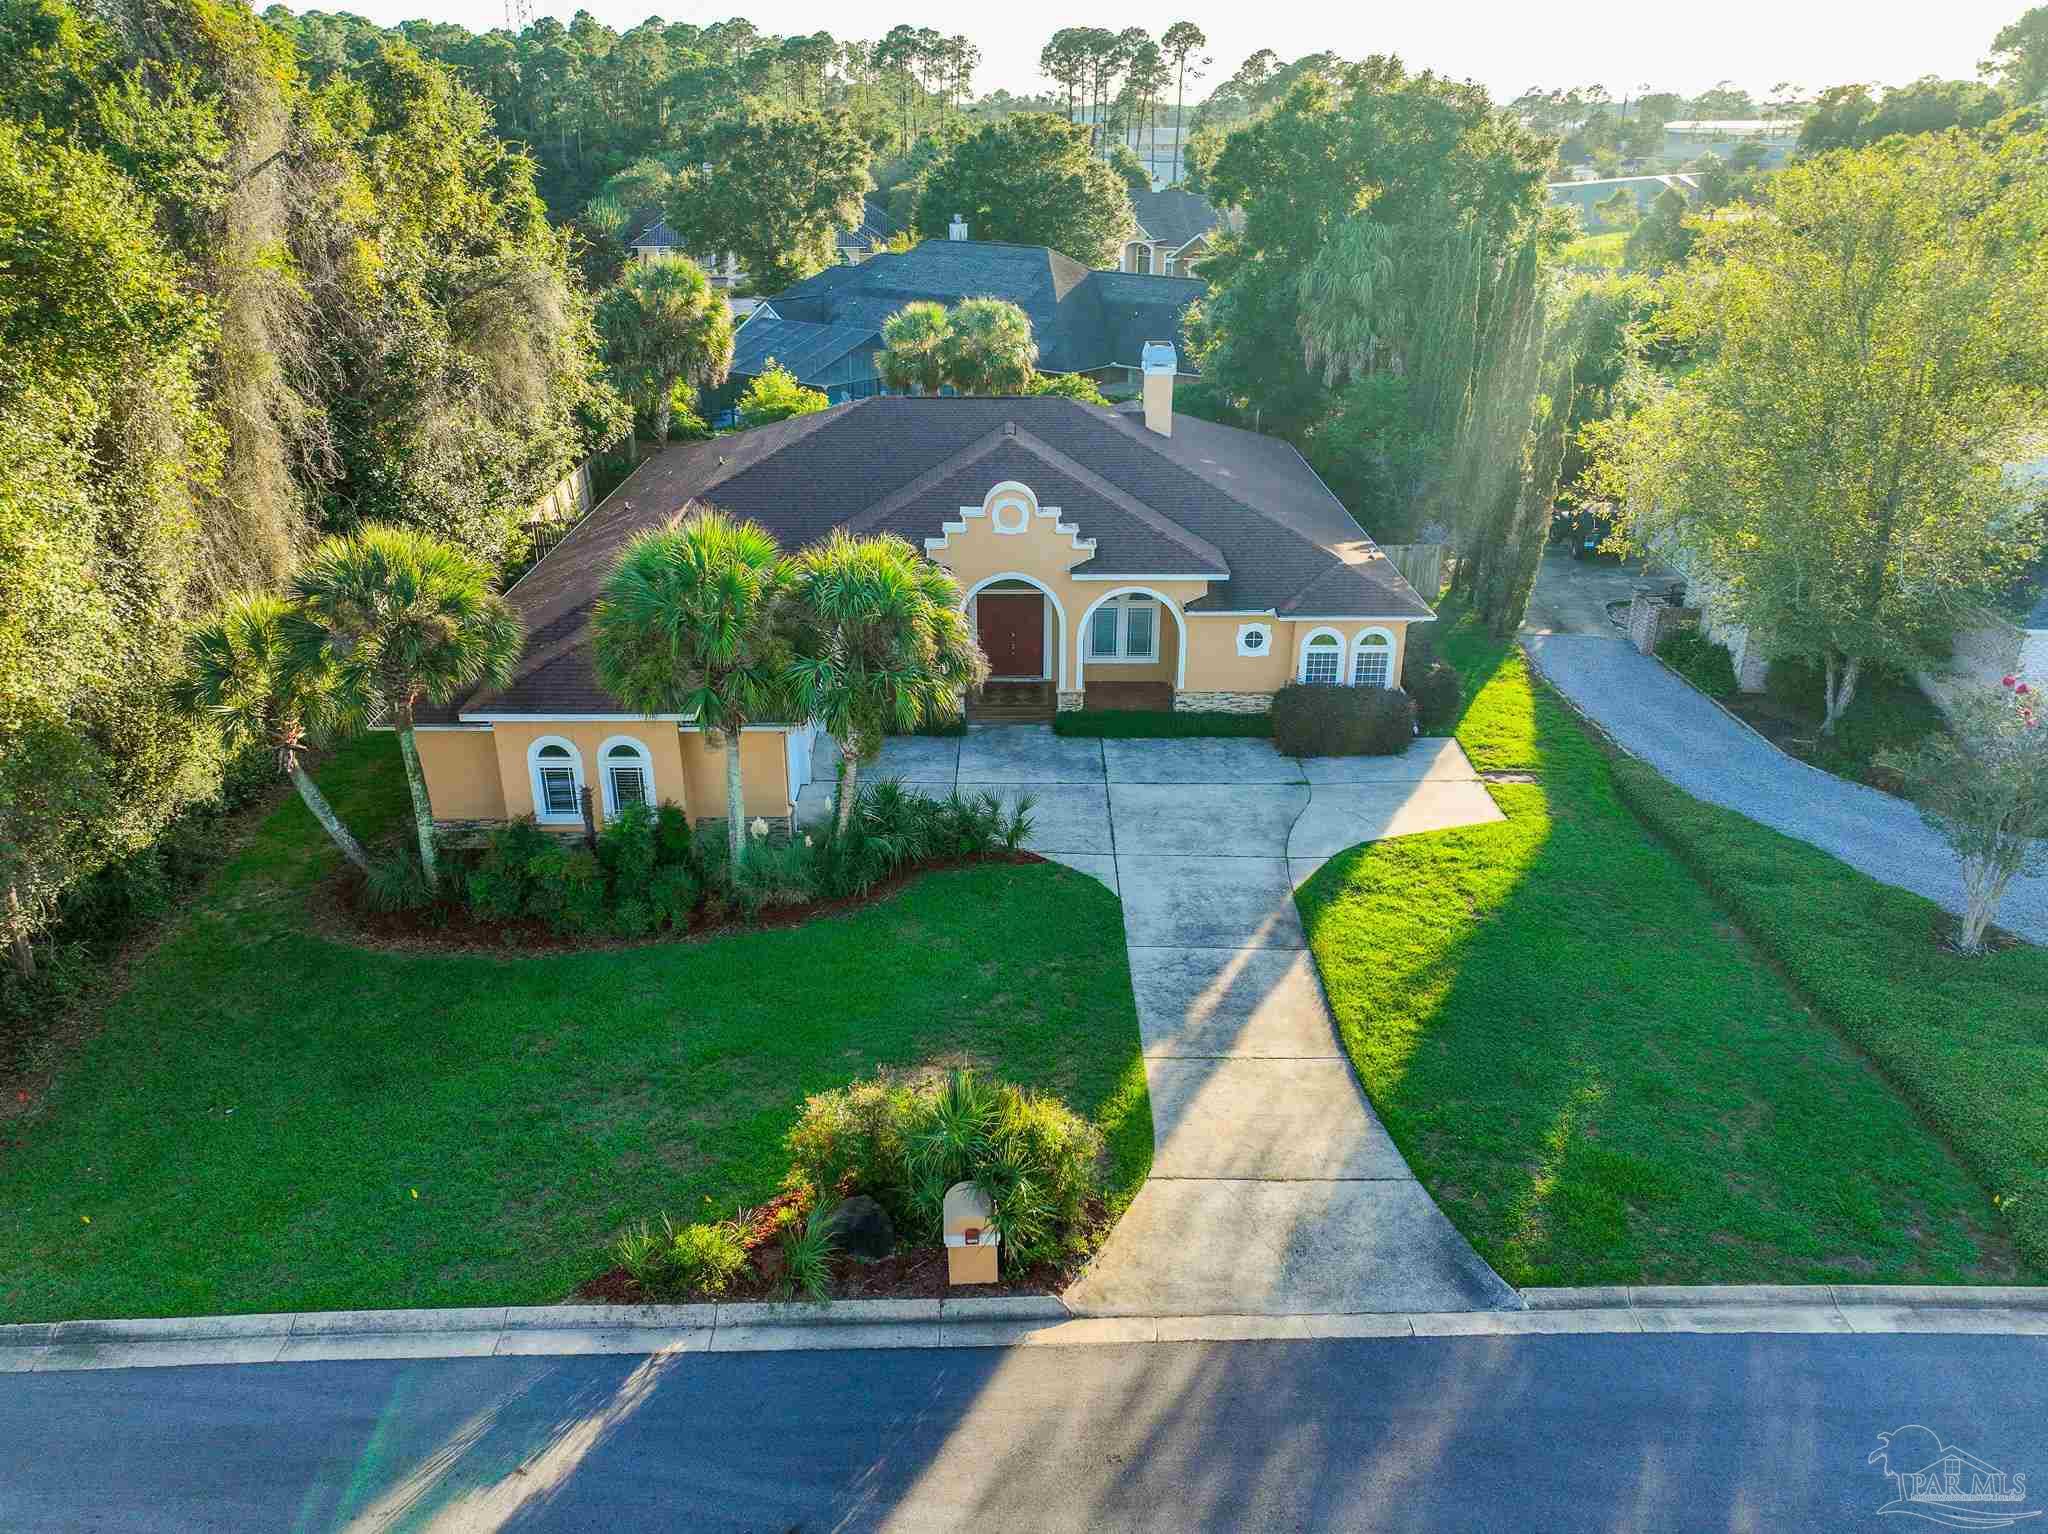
[{"x1": 1141, "y1": 342, "x2": 1178, "y2": 375}]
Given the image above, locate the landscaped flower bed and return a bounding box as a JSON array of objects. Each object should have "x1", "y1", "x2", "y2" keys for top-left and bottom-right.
[
  {"x1": 340, "y1": 781, "x2": 1037, "y2": 951},
  {"x1": 586, "y1": 1068, "x2": 1114, "y2": 1303}
]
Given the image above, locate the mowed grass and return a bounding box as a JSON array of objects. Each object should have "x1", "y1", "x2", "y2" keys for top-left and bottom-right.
[
  {"x1": 1296, "y1": 604, "x2": 2025, "y2": 1287},
  {"x1": 0, "y1": 737, "x2": 1151, "y2": 1322},
  {"x1": 1615, "y1": 758, "x2": 2048, "y2": 1274}
]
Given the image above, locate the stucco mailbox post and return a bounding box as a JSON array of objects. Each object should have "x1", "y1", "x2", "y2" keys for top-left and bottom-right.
[{"x1": 943, "y1": 1181, "x2": 1000, "y2": 1286}]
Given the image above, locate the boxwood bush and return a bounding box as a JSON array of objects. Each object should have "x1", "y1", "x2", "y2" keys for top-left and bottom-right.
[{"x1": 1270, "y1": 683, "x2": 1414, "y2": 757}]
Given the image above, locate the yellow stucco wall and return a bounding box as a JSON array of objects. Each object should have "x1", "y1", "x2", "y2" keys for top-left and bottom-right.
[
  {"x1": 415, "y1": 729, "x2": 507, "y2": 820},
  {"x1": 679, "y1": 729, "x2": 792, "y2": 820},
  {"x1": 486, "y1": 720, "x2": 693, "y2": 822},
  {"x1": 418, "y1": 719, "x2": 795, "y2": 830},
  {"x1": 933, "y1": 505, "x2": 1419, "y2": 696}
]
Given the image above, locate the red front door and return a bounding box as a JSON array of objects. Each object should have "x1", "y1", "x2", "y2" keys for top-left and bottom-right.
[{"x1": 976, "y1": 593, "x2": 1045, "y2": 678}]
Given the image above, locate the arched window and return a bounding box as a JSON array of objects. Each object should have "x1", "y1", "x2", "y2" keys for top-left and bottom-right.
[
  {"x1": 528, "y1": 738, "x2": 584, "y2": 823},
  {"x1": 1299, "y1": 629, "x2": 1343, "y2": 685},
  {"x1": 599, "y1": 737, "x2": 654, "y2": 819},
  {"x1": 1351, "y1": 630, "x2": 1394, "y2": 688}
]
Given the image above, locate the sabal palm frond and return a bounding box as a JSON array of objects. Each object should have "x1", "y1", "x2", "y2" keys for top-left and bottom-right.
[
  {"x1": 283, "y1": 524, "x2": 524, "y2": 887},
  {"x1": 876, "y1": 301, "x2": 953, "y2": 395},
  {"x1": 176, "y1": 594, "x2": 369, "y2": 872},
  {"x1": 940, "y1": 297, "x2": 1038, "y2": 395},
  {"x1": 784, "y1": 531, "x2": 988, "y2": 833},
  {"x1": 591, "y1": 506, "x2": 791, "y2": 864}
]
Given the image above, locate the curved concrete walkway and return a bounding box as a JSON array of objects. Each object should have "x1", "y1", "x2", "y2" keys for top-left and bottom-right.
[
  {"x1": 1526, "y1": 635, "x2": 2048, "y2": 946},
  {"x1": 812, "y1": 724, "x2": 1518, "y2": 1317}
]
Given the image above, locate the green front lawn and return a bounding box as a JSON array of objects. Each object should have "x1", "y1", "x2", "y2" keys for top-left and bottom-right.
[
  {"x1": 1296, "y1": 605, "x2": 2026, "y2": 1287},
  {"x1": 0, "y1": 738, "x2": 1151, "y2": 1322}
]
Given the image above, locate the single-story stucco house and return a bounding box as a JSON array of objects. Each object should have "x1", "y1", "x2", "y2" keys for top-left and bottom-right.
[{"x1": 414, "y1": 349, "x2": 1434, "y2": 836}]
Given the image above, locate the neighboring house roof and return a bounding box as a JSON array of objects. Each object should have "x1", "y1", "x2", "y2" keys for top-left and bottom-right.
[
  {"x1": 432, "y1": 397, "x2": 1429, "y2": 719},
  {"x1": 1127, "y1": 185, "x2": 1221, "y2": 250},
  {"x1": 730, "y1": 317, "x2": 877, "y2": 383},
  {"x1": 836, "y1": 195, "x2": 904, "y2": 254},
  {"x1": 621, "y1": 208, "x2": 680, "y2": 249},
  {"x1": 759, "y1": 239, "x2": 1205, "y2": 378}
]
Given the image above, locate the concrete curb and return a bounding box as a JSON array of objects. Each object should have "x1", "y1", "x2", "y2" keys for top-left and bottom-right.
[{"x1": 6, "y1": 1287, "x2": 2048, "y2": 1370}]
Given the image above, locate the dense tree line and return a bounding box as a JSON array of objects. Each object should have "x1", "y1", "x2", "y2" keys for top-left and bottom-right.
[
  {"x1": 1, "y1": 0, "x2": 619, "y2": 990},
  {"x1": 268, "y1": 9, "x2": 984, "y2": 218}
]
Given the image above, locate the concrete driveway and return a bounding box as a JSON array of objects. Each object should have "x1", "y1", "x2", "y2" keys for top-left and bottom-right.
[{"x1": 816, "y1": 724, "x2": 1515, "y2": 1318}]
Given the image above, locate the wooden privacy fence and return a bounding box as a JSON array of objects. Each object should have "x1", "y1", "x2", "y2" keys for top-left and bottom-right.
[{"x1": 1378, "y1": 543, "x2": 1445, "y2": 599}]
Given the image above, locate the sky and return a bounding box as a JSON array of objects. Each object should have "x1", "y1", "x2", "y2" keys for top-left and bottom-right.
[{"x1": 299, "y1": 0, "x2": 2024, "y2": 103}]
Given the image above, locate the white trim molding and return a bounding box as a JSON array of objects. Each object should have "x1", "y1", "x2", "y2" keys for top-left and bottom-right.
[
  {"x1": 1235, "y1": 622, "x2": 1274, "y2": 658},
  {"x1": 962, "y1": 571, "x2": 1069, "y2": 689},
  {"x1": 596, "y1": 734, "x2": 655, "y2": 820},
  {"x1": 1074, "y1": 586, "x2": 1188, "y2": 690},
  {"x1": 527, "y1": 735, "x2": 585, "y2": 824},
  {"x1": 1297, "y1": 626, "x2": 1346, "y2": 685},
  {"x1": 925, "y1": 481, "x2": 1095, "y2": 559}
]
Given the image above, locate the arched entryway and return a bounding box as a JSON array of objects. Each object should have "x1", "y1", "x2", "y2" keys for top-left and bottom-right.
[{"x1": 1073, "y1": 586, "x2": 1188, "y2": 711}]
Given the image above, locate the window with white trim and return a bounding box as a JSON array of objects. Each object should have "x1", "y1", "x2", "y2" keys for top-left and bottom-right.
[
  {"x1": 1301, "y1": 631, "x2": 1342, "y2": 685},
  {"x1": 601, "y1": 738, "x2": 654, "y2": 818},
  {"x1": 1351, "y1": 631, "x2": 1393, "y2": 688},
  {"x1": 1086, "y1": 595, "x2": 1159, "y2": 663},
  {"x1": 531, "y1": 740, "x2": 583, "y2": 821}
]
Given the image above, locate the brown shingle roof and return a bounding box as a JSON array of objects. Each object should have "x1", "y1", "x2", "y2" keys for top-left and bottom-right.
[{"x1": 436, "y1": 396, "x2": 1432, "y2": 719}]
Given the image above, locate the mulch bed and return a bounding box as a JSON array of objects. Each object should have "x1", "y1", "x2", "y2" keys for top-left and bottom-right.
[
  {"x1": 571, "y1": 1192, "x2": 1113, "y2": 1306},
  {"x1": 316, "y1": 849, "x2": 1047, "y2": 957}
]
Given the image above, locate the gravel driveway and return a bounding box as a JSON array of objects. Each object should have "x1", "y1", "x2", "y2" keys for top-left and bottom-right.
[{"x1": 1526, "y1": 634, "x2": 2048, "y2": 947}]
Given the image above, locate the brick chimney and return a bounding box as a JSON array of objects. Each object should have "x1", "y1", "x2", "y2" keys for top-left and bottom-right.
[
  {"x1": 1141, "y1": 342, "x2": 1177, "y2": 437},
  {"x1": 948, "y1": 214, "x2": 969, "y2": 241}
]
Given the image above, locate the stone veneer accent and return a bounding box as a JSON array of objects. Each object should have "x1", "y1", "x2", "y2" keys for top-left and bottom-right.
[
  {"x1": 1056, "y1": 691, "x2": 1086, "y2": 713},
  {"x1": 433, "y1": 818, "x2": 508, "y2": 849},
  {"x1": 1173, "y1": 690, "x2": 1275, "y2": 715}
]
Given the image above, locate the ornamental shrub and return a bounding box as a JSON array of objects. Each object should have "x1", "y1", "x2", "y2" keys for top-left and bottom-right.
[
  {"x1": 785, "y1": 1069, "x2": 1103, "y2": 1272},
  {"x1": 648, "y1": 864, "x2": 700, "y2": 929},
  {"x1": 468, "y1": 816, "x2": 549, "y2": 919},
  {"x1": 525, "y1": 844, "x2": 606, "y2": 934},
  {"x1": 1406, "y1": 661, "x2": 1465, "y2": 735},
  {"x1": 654, "y1": 802, "x2": 693, "y2": 866},
  {"x1": 1656, "y1": 625, "x2": 1738, "y2": 699},
  {"x1": 1270, "y1": 683, "x2": 1413, "y2": 757},
  {"x1": 597, "y1": 799, "x2": 658, "y2": 898}
]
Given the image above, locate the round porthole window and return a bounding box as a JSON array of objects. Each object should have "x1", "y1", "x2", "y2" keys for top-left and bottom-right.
[{"x1": 1236, "y1": 623, "x2": 1273, "y2": 657}]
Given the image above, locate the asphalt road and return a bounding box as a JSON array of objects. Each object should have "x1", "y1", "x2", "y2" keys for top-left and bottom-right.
[{"x1": 5, "y1": 1334, "x2": 2046, "y2": 1531}]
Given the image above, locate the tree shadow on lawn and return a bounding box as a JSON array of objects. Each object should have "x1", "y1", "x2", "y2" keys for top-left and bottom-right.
[{"x1": 1295, "y1": 754, "x2": 2024, "y2": 1289}]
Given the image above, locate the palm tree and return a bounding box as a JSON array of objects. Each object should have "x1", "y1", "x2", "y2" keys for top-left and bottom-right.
[
  {"x1": 284, "y1": 526, "x2": 524, "y2": 890},
  {"x1": 785, "y1": 532, "x2": 988, "y2": 834},
  {"x1": 596, "y1": 254, "x2": 735, "y2": 453},
  {"x1": 876, "y1": 300, "x2": 952, "y2": 395},
  {"x1": 590, "y1": 507, "x2": 791, "y2": 867},
  {"x1": 176, "y1": 594, "x2": 371, "y2": 875},
  {"x1": 940, "y1": 298, "x2": 1038, "y2": 396}
]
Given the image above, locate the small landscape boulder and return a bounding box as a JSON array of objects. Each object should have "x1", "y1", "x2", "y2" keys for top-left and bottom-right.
[{"x1": 817, "y1": 1195, "x2": 895, "y2": 1261}]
